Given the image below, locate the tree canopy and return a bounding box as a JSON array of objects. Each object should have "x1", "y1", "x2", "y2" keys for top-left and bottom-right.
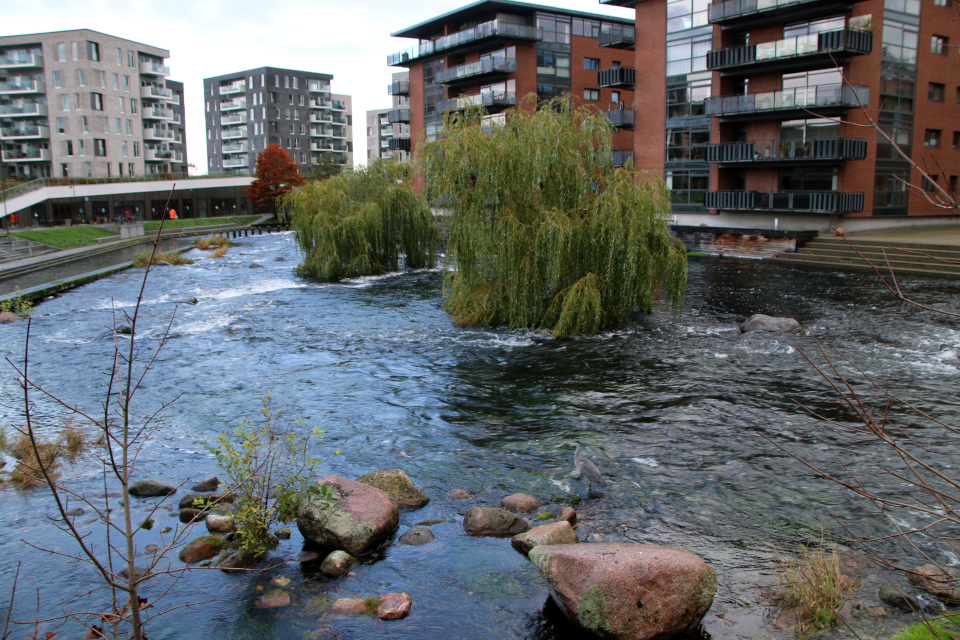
[
  {"x1": 281, "y1": 159, "x2": 438, "y2": 280},
  {"x1": 417, "y1": 96, "x2": 687, "y2": 336},
  {"x1": 247, "y1": 144, "x2": 306, "y2": 210}
]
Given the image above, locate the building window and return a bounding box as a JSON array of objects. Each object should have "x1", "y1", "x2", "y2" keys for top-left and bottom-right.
[
  {"x1": 128, "y1": 162, "x2": 135, "y2": 175},
  {"x1": 85, "y1": 162, "x2": 91, "y2": 177},
  {"x1": 935, "y1": 0, "x2": 948, "y2": 5},
  {"x1": 130, "y1": 99, "x2": 137, "y2": 114},
  {"x1": 584, "y1": 57, "x2": 599, "y2": 70},
  {"x1": 667, "y1": 0, "x2": 708, "y2": 33},
  {"x1": 66, "y1": 140, "x2": 74, "y2": 156},
  {"x1": 611, "y1": 91, "x2": 620, "y2": 103},
  {"x1": 122, "y1": 140, "x2": 128, "y2": 157},
  {"x1": 133, "y1": 141, "x2": 140, "y2": 157},
  {"x1": 81, "y1": 116, "x2": 88, "y2": 132},
  {"x1": 116, "y1": 118, "x2": 122, "y2": 134},
  {"x1": 119, "y1": 97, "x2": 125, "y2": 113},
  {"x1": 113, "y1": 73, "x2": 119, "y2": 91},
  {"x1": 584, "y1": 89, "x2": 600, "y2": 101},
  {"x1": 284, "y1": 75, "x2": 290, "y2": 88},
  {"x1": 100, "y1": 71, "x2": 105, "y2": 88},
  {"x1": 75, "y1": 93, "x2": 82, "y2": 109},
  {"x1": 53, "y1": 71, "x2": 62, "y2": 88},
  {"x1": 931, "y1": 35, "x2": 947, "y2": 55},
  {"x1": 57, "y1": 117, "x2": 65, "y2": 133},
  {"x1": 61, "y1": 94, "x2": 70, "y2": 111},
  {"x1": 925, "y1": 129, "x2": 942, "y2": 147},
  {"x1": 116, "y1": 47, "x2": 122, "y2": 65},
  {"x1": 57, "y1": 43, "x2": 66, "y2": 61},
  {"x1": 922, "y1": 175, "x2": 940, "y2": 193},
  {"x1": 274, "y1": 74, "x2": 280, "y2": 87},
  {"x1": 71, "y1": 42, "x2": 78, "y2": 61},
  {"x1": 950, "y1": 175, "x2": 958, "y2": 194},
  {"x1": 128, "y1": 50, "x2": 135, "y2": 67},
  {"x1": 929, "y1": 83, "x2": 945, "y2": 102},
  {"x1": 102, "y1": 116, "x2": 108, "y2": 133},
  {"x1": 60, "y1": 163, "x2": 68, "y2": 177},
  {"x1": 123, "y1": 75, "x2": 130, "y2": 92},
  {"x1": 78, "y1": 69, "x2": 85, "y2": 86},
  {"x1": 126, "y1": 119, "x2": 132, "y2": 135},
  {"x1": 94, "y1": 139, "x2": 106, "y2": 156},
  {"x1": 88, "y1": 41, "x2": 99, "y2": 61},
  {"x1": 79, "y1": 139, "x2": 85, "y2": 156}
]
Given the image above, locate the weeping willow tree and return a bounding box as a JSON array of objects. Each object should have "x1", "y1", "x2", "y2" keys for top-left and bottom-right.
[
  {"x1": 280, "y1": 159, "x2": 438, "y2": 280},
  {"x1": 417, "y1": 95, "x2": 688, "y2": 337}
]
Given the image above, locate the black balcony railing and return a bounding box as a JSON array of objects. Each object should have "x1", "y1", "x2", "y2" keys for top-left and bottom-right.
[
  {"x1": 439, "y1": 90, "x2": 518, "y2": 113},
  {"x1": 705, "y1": 190, "x2": 865, "y2": 213},
  {"x1": 598, "y1": 25, "x2": 635, "y2": 49},
  {"x1": 598, "y1": 67, "x2": 635, "y2": 88},
  {"x1": 602, "y1": 109, "x2": 634, "y2": 128},
  {"x1": 388, "y1": 19, "x2": 541, "y2": 66},
  {"x1": 387, "y1": 80, "x2": 410, "y2": 96},
  {"x1": 705, "y1": 83, "x2": 869, "y2": 119},
  {"x1": 704, "y1": 137, "x2": 868, "y2": 163},
  {"x1": 612, "y1": 149, "x2": 634, "y2": 167},
  {"x1": 388, "y1": 138, "x2": 411, "y2": 151},
  {"x1": 708, "y1": 0, "x2": 835, "y2": 25},
  {"x1": 387, "y1": 109, "x2": 410, "y2": 124},
  {"x1": 434, "y1": 57, "x2": 517, "y2": 85},
  {"x1": 706, "y1": 29, "x2": 872, "y2": 71}
]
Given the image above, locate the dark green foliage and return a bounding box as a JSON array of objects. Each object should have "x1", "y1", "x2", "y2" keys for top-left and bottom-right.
[
  {"x1": 418, "y1": 95, "x2": 687, "y2": 336},
  {"x1": 281, "y1": 159, "x2": 438, "y2": 280}
]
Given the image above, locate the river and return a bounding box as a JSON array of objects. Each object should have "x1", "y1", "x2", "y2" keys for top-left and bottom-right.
[{"x1": 0, "y1": 231, "x2": 957, "y2": 639}]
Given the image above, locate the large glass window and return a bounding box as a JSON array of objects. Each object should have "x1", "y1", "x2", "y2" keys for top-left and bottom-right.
[
  {"x1": 780, "y1": 118, "x2": 840, "y2": 140},
  {"x1": 665, "y1": 170, "x2": 709, "y2": 206},
  {"x1": 666, "y1": 36, "x2": 710, "y2": 76},
  {"x1": 537, "y1": 14, "x2": 571, "y2": 44},
  {"x1": 779, "y1": 166, "x2": 837, "y2": 191},
  {"x1": 666, "y1": 73, "x2": 711, "y2": 117},
  {"x1": 537, "y1": 51, "x2": 570, "y2": 77},
  {"x1": 667, "y1": 0, "x2": 709, "y2": 33}
]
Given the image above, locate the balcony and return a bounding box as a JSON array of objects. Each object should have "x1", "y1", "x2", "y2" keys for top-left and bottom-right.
[
  {"x1": 435, "y1": 57, "x2": 517, "y2": 86},
  {"x1": 0, "y1": 125, "x2": 50, "y2": 140},
  {"x1": 332, "y1": 126, "x2": 347, "y2": 138},
  {"x1": 139, "y1": 61, "x2": 170, "y2": 76},
  {"x1": 220, "y1": 112, "x2": 247, "y2": 126},
  {"x1": 311, "y1": 111, "x2": 333, "y2": 123},
  {"x1": 140, "y1": 85, "x2": 173, "y2": 101},
  {"x1": 221, "y1": 127, "x2": 247, "y2": 140},
  {"x1": 0, "y1": 102, "x2": 47, "y2": 117},
  {"x1": 705, "y1": 190, "x2": 864, "y2": 213},
  {"x1": 223, "y1": 156, "x2": 250, "y2": 169},
  {"x1": 144, "y1": 106, "x2": 175, "y2": 121},
  {"x1": 1, "y1": 147, "x2": 50, "y2": 162},
  {"x1": 388, "y1": 80, "x2": 410, "y2": 96},
  {"x1": 705, "y1": 83, "x2": 869, "y2": 121},
  {"x1": 708, "y1": 0, "x2": 851, "y2": 29},
  {"x1": 313, "y1": 97, "x2": 333, "y2": 108},
  {"x1": 219, "y1": 80, "x2": 247, "y2": 95},
  {"x1": 706, "y1": 29, "x2": 872, "y2": 75},
  {"x1": 308, "y1": 80, "x2": 331, "y2": 93},
  {"x1": 220, "y1": 97, "x2": 247, "y2": 111},
  {"x1": 0, "y1": 79, "x2": 45, "y2": 94},
  {"x1": 222, "y1": 142, "x2": 248, "y2": 154},
  {"x1": 145, "y1": 147, "x2": 173, "y2": 162},
  {"x1": 612, "y1": 149, "x2": 634, "y2": 167},
  {"x1": 598, "y1": 67, "x2": 635, "y2": 89},
  {"x1": 598, "y1": 25, "x2": 635, "y2": 49},
  {"x1": 0, "y1": 52, "x2": 43, "y2": 69},
  {"x1": 388, "y1": 138, "x2": 411, "y2": 151},
  {"x1": 387, "y1": 109, "x2": 410, "y2": 124},
  {"x1": 172, "y1": 149, "x2": 184, "y2": 163},
  {"x1": 602, "y1": 109, "x2": 634, "y2": 129},
  {"x1": 705, "y1": 137, "x2": 868, "y2": 165},
  {"x1": 312, "y1": 126, "x2": 334, "y2": 137},
  {"x1": 143, "y1": 127, "x2": 174, "y2": 141},
  {"x1": 388, "y1": 19, "x2": 542, "y2": 66},
  {"x1": 440, "y1": 90, "x2": 518, "y2": 113}
]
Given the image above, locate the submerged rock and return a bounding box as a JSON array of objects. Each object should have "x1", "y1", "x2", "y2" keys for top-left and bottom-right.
[
  {"x1": 740, "y1": 314, "x2": 802, "y2": 334},
  {"x1": 511, "y1": 521, "x2": 577, "y2": 556},
  {"x1": 377, "y1": 592, "x2": 412, "y2": 620},
  {"x1": 320, "y1": 550, "x2": 356, "y2": 578},
  {"x1": 502, "y1": 493, "x2": 542, "y2": 513},
  {"x1": 449, "y1": 489, "x2": 472, "y2": 500},
  {"x1": 256, "y1": 589, "x2": 291, "y2": 608},
  {"x1": 178, "y1": 537, "x2": 224, "y2": 564},
  {"x1": 129, "y1": 479, "x2": 176, "y2": 497},
  {"x1": 296, "y1": 475, "x2": 399, "y2": 555},
  {"x1": 908, "y1": 564, "x2": 960, "y2": 604},
  {"x1": 528, "y1": 543, "x2": 716, "y2": 640},
  {"x1": 191, "y1": 476, "x2": 220, "y2": 492},
  {"x1": 398, "y1": 527, "x2": 436, "y2": 546},
  {"x1": 463, "y1": 507, "x2": 529, "y2": 537},
  {"x1": 218, "y1": 549, "x2": 262, "y2": 572},
  {"x1": 178, "y1": 493, "x2": 233, "y2": 510},
  {"x1": 328, "y1": 598, "x2": 367, "y2": 616},
  {"x1": 358, "y1": 469, "x2": 430, "y2": 508}
]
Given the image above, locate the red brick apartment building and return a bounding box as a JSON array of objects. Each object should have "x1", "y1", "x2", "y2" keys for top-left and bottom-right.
[
  {"x1": 601, "y1": 0, "x2": 960, "y2": 232},
  {"x1": 387, "y1": 0, "x2": 637, "y2": 167}
]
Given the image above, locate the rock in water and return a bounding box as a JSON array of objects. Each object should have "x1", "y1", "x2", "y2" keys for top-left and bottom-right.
[
  {"x1": 218, "y1": 549, "x2": 262, "y2": 572},
  {"x1": 502, "y1": 493, "x2": 542, "y2": 513},
  {"x1": 178, "y1": 537, "x2": 223, "y2": 564},
  {"x1": 511, "y1": 521, "x2": 577, "y2": 556},
  {"x1": 0, "y1": 312, "x2": 21, "y2": 324},
  {"x1": 129, "y1": 479, "x2": 176, "y2": 497},
  {"x1": 320, "y1": 550, "x2": 356, "y2": 578},
  {"x1": 328, "y1": 598, "x2": 367, "y2": 616},
  {"x1": 377, "y1": 592, "x2": 412, "y2": 620},
  {"x1": 462, "y1": 507, "x2": 529, "y2": 537},
  {"x1": 296, "y1": 475, "x2": 399, "y2": 555},
  {"x1": 528, "y1": 543, "x2": 716, "y2": 640},
  {"x1": 256, "y1": 589, "x2": 291, "y2": 608},
  {"x1": 878, "y1": 584, "x2": 923, "y2": 612},
  {"x1": 558, "y1": 507, "x2": 577, "y2": 525},
  {"x1": 449, "y1": 489, "x2": 472, "y2": 500},
  {"x1": 191, "y1": 476, "x2": 220, "y2": 492},
  {"x1": 249, "y1": 263, "x2": 262, "y2": 269},
  {"x1": 398, "y1": 527, "x2": 436, "y2": 546},
  {"x1": 740, "y1": 314, "x2": 802, "y2": 334},
  {"x1": 908, "y1": 564, "x2": 960, "y2": 604},
  {"x1": 205, "y1": 514, "x2": 235, "y2": 533},
  {"x1": 357, "y1": 469, "x2": 430, "y2": 508}
]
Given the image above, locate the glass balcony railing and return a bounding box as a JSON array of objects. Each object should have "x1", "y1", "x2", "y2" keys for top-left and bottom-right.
[
  {"x1": 602, "y1": 109, "x2": 634, "y2": 128},
  {"x1": 222, "y1": 142, "x2": 248, "y2": 154},
  {"x1": 387, "y1": 109, "x2": 410, "y2": 124},
  {"x1": 434, "y1": 57, "x2": 517, "y2": 85},
  {"x1": 704, "y1": 137, "x2": 868, "y2": 162},
  {"x1": 1, "y1": 147, "x2": 50, "y2": 161},
  {"x1": 0, "y1": 102, "x2": 47, "y2": 117},
  {"x1": 221, "y1": 127, "x2": 248, "y2": 140},
  {"x1": 223, "y1": 156, "x2": 250, "y2": 168},
  {"x1": 0, "y1": 79, "x2": 45, "y2": 93},
  {"x1": 598, "y1": 25, "x2": 635, "y2": 49},
  {"x1": 141, "y1": 85, "x2": 173, "y2": 100},
  {"x1": 705, "y1": 83, "x2": 869, "y2": 117},
  {"x1": 708, "y1": 0, "x2": 831, "y2": 24},
  {"x1": 0, "y1": 125, "x2": 50, "y2": 139},
  {"x1": 139, "y1": 61, "x2": 170, "y2": 76},
  {"x1": 388, "y1": 80, "x2": 411, "y2": 96},
  {"x1": 143, "y1": 127, "x2": 174, "y2": 140},
  {"x1": 705, "y1": 190, "x2": 865, "y2": 213},
  {"x1": 308, "y1": 80, "x2": 331, "y2": 93},
  {"x1": 612, "y1": 149, "x2": 634, "y2": 167},
  {"x1": 388, "y1": 138, "x2": 411, "y2": 151},
  {"x1": 220, "y1": 113, "x2": 247, "y2": 126},
  {"x1": 707, "y1": 29, "x2": 872, "y2": 71},
  {"x1": 220, "y1": 97, "x2": 247, "y2": 110},
  {"x1": 388, "y1": 20, "x2": 541, "y2": 66},
  {"x1": 0, "y1": 52, "x2": 43, "y2": 68},
  {"x1": 218, "y1": 80, "x2": 247, "y2": 95},
  {"x1": 440, "y1": 90, "x2": 518, "y2": 112}
]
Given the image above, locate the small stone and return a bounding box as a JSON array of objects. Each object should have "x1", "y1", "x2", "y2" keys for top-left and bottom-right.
[
  {"x1": 118, "y1": 565, "x2": 149, "y2": 581},
  {"x1": 878, "y1": 584, "x2": 922, "y2": 612},
  {"x1": 377, "y1": 592, "x2": 412, "y2": 620},
  {"x1": 537, "y1": 512, "x2": 555, "y2": 521},
  {"x1": 256, "y1": 589, "x2": 291, "y2": 608},
  {"x1": 740, "y1": 314, "x2": 802, "y2": 334},
  {"x1": 179, "y1": 508, "x2": 206, "y2": 524},
  {"x1": 416, "y1": 519, "x2": 450, "y2": 526},
  {"x1": 398, "y1": 527, "x2": 436, "y2": 546},
  {"x1": 178, "y1": 493, "x2": 233, "y2": 510},
  {"x1": 143, "y1": 544, "x2": 160, "y2": 556},
  {"x1": 128, "y1": 479, "x2": 176, "y2": 497},
  {"x1": 191, "y1": 476, "x2": 220, "y2": 492},
  {"x1": 568, "y1": 496, "x2": 581, "y2": 506},
  {"x1": 275, "y1": 527, "x2": 291, "y2": 540},
  {"x1": 205, "y1": 514, "x2": 235, "y2": 533},
  {"x1": 327, "y1": 598, "x2": 367, "y2": 616},
  {"x1": 586, "y1": 532, "x2": 604, "y2": 543},
  {"x1": 557, "y1": 507, "x2": 577, "y2": 525},
  {"x1": 320, "y1": 550, "x2": 356, "y2": 578},
  {"x1": 185, "y1": 297, "x2": 199, "y2": 305},
  {"x1": 249, "y1": 262, "x2": 263, "y2": 268},
  {"x1": 0, "y1": 312, "x2": 21, "y2": 324},
  {"x1": 66, "y1": 507, "x2": 84, "y2": 517},
  {"x1": 463, "y1": 507, "x2": 529, "y2": 537},
  {"x1": 502, "y1": 493, "x2": 541, "y2": 513},
  {"x1": 218, "y1": 549, "x2": 262, "y2": 572},
  {"x1": 297, "y1": 551, "x2": 321, "y2": 564},
  {"x1": 449, "y1": 489, "x2": 472, "y2": 500}
]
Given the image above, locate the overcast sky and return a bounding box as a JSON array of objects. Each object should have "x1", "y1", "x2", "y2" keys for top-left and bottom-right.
[{"x1": 2, "y1": 0, "x2": 634, "y2": 173}]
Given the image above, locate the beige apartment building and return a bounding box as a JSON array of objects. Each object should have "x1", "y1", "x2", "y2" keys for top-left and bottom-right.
[
  {"x1": 367, "y1": 71, "x2": 411, "y2": 164},
  {"x1": 0, "y1": 29, "x2": 187, "y2": 181}
]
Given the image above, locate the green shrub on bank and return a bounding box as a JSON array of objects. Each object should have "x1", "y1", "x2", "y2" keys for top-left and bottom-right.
[
  {"x1": 131, "y1": 250, "x2": 194, "y2": 267},
  {"x1": 893, "y1": 614, "x2": 960, "y2": 640},
  {"x1": 11, "y1": 226, "x2": 116, "y2": 249}
]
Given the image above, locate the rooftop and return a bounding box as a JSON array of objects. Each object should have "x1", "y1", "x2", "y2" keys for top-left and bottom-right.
[
  {"x1": 0, "y1": 28, "x2": 169, "y2": 57},
  {"x1": 203, "y1": 66, "x2": 333, "y2": 83}
]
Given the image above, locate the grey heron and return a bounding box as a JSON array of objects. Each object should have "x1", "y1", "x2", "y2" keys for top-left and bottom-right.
[{"x1": 562, "y1": 440, "x2": 605, "y2": 495}]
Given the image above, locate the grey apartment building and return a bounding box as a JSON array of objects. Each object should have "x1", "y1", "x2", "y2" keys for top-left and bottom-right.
[
  {"x1": 0, "y1": 29, "x2": 186, "y2": 180},
  {"x1": 366, "y1": 71, "x2": 411, "y2": 163},
  {"x1": 204, "y1": 67, "x2": 353, "y2": 175}
]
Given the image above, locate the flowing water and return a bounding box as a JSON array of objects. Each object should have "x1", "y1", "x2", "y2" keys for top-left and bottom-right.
[{"x1": 0, "y1": 232, "x2": 958, "y2": 640}]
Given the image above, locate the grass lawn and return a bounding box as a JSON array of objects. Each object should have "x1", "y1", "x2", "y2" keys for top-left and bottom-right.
[
  {"x1": 11, "y1": 226, "x2": 116, "y2": 249},
  {"x1": 144, "y1": 217, "x2": 246, "y2": 232}
]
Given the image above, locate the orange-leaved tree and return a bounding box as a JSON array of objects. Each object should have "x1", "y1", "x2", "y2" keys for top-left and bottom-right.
[{"x1": 246, "y1": 144, "x2": 305, "y2": 211}]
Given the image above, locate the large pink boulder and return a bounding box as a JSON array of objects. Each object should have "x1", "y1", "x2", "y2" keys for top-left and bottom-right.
[
  {"x1": 528, "y1": 543, "x2": 716, "y2": 640},
  {"x1": 296, "y1": 475, "x2": 399, "y2": 555}
]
